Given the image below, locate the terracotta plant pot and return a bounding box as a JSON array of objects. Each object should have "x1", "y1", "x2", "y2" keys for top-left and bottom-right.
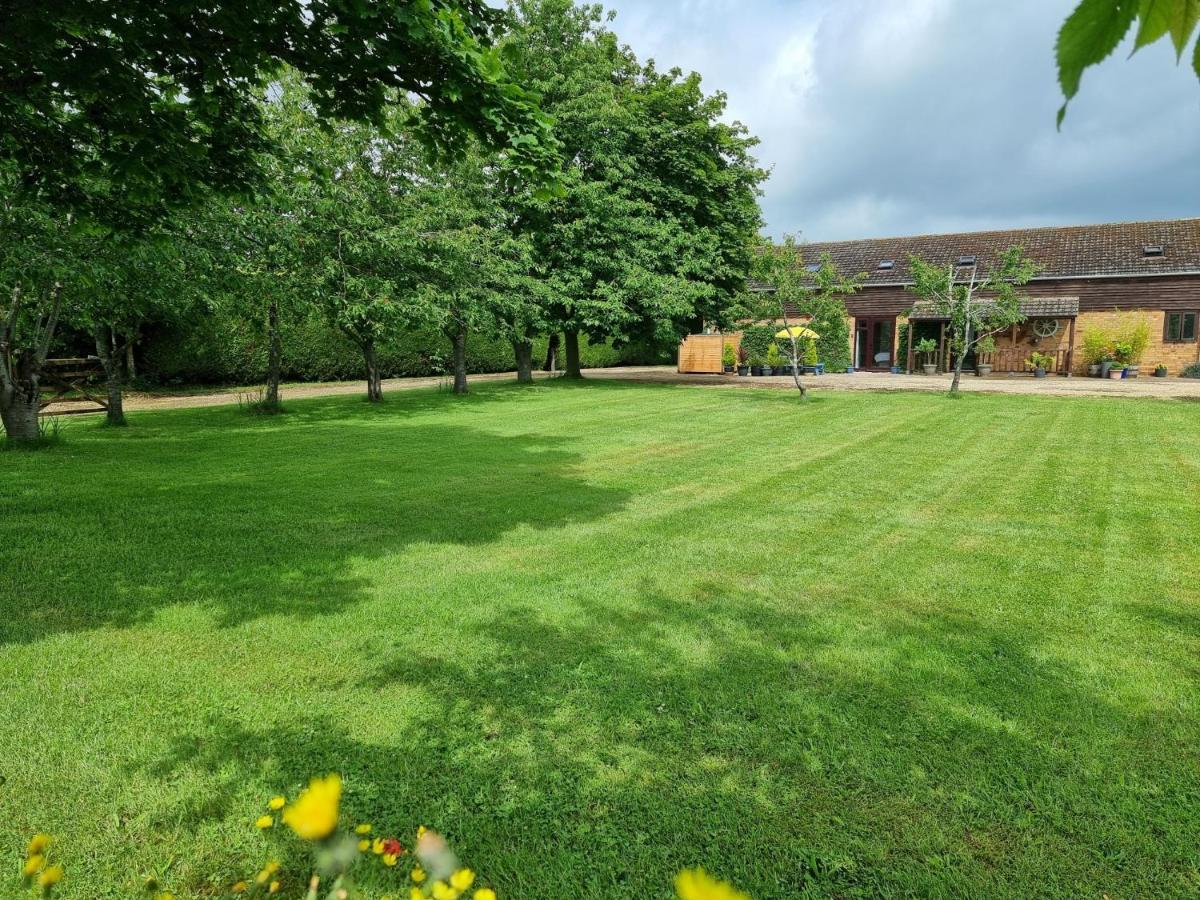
[{"x1": 1108, "y1": 368, "x2": 1124, "y2": 379}]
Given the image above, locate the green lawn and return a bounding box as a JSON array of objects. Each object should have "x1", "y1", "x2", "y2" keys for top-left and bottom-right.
[{"x1": 2, "y1": 381, "x2": 1199, "y2": 898}]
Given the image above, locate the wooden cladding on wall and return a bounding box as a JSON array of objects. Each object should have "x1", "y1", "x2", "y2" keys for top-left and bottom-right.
[{"x1": 837, "y1": 275, "x2": 1200, "y2": 318}]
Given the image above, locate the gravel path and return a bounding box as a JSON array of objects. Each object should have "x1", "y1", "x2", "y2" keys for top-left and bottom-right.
[{"x1": 44, "y1": 364, "x2": 1200, "y2": 416}]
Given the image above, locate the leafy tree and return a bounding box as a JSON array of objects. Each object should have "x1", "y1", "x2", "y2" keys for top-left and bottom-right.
[
  {"x1": 504, "y1": 0, "x2": 765, "y2": 378},
  {"x1": 744, "y1": 236, "x2": 864, "y2": 399},
  {"x1": 0, "y1": 0, "x2": 559, "y2": 221},
  {"x1": 1057, "y1": 0, "x2": 1200, "y2": 124},
  {"x1": 907, "y1": 249, "x2": 1038, "y2": 394}
]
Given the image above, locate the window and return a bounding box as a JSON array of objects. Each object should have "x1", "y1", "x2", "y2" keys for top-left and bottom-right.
[
  {"x1": 805, "y1": 262, "x2": 821, "y2": 273},
  {"x1": 878, "y1": 259, "x2": 895, "y2": 270},
  {"x1": 957, "y1": 254, "x2": 977, "y2": 266},
  {"x1": 1143, "y1": 244, "x2": 1164, "y2": 257},
  {"x1": 1165, "y1": 311, "x2": 1198, "y2": 343}
]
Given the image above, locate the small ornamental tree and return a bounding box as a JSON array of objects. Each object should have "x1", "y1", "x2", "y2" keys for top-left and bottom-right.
[
  {"x1": 745, "y1": 235, "x2": 864, "y2": 399},
  {"x1": 907, "y1": 248, "x2": 1038, "y2": 394}
]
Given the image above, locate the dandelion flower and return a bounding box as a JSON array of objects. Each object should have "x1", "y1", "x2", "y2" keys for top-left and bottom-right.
[
  {"x1": 372, "y1": 838, "x2": 386, "y2": 855},
  {"x1": 474, "y1": 890, "x2": 497, "y2": 900},
  {"x1": 355, "y1": 823, "x2": 372, "y2": 835},
  {"x1": 255, "y1": 815, "x2": 274, "y2": 830},
  {"x1": 268, "y1": 796, "x2": 286, "y2": 811},
  {"x1": 382, "y1": 853, "x2": 398, "y2": 867},
  {"x1": 268, "y1": 881, "x2": 280, "y2": 894},
  {"x1": 675, "y1": 868, "x2": 750, "y2": 900},
  {"x1": 416, "y1": 825, "x2": 428, "y2": 841},
  {"x1": 410, "y1": 890, "x2": 424, "y2": 900},
  {"x1": 37, "y1": 865, "x2": 64, "y2": 889},
  {"x1": 358, "y1": 839, "x2": 371, "y2": 852},
  {"x1": 281, "y1": 774, "x2": 341, "y2": 841},
  {"x1": 231, "y1": 881, "x2": 248, "y2": 894},
  {"x1": 431, "y1": 881, "x2": 458, "y2": 900},
  {"x1": 411, "y1": 866, "x2": 427, "y2": 884},
  {"x1": 23, "y1": 855, "x2": 45, "y2": 877},
  {"x1": 26, "y1": 834, "x2": 50, "y2": 857},
  {"x1": 451, "y1": 869, "x2": 475, "y2": 891},
  {"x1": 156, "y1": 894, "x2": 176, "y2": 900}
]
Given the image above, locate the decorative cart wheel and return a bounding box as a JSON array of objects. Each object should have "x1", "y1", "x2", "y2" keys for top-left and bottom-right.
[{"x1": 1031, "y1": 318, "x2": 1060, "y2": 339}]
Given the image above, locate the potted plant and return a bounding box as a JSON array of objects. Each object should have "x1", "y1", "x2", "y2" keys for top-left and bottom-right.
[
  {"x1": 799, "y1": 338, "x2": 823, "y2": 374},
  {"x1": 765, "y1": 343, "x2": 781, "y2": 376},
  {"x1": 1025, "y1": 351, "x2": 1054, "y2": 378},
  {"x1": 721, "y1": 343, "x2": 736, "y2": 374},
  {"x1": 749, "y1": 349, "x2": 765, "y2": 376},
  {"x1": 1117, "y1": 319, "x2": 1149, "y2": 378},
  {"x1": 736, "y1": 346, "x2": 749, "y2": 376},
  {"x1": 915, "y1": 337, "x2": 938, "y2": 375},
  {"x1": 975, "y1": 335, "x2": 995, "y2": 376},
  {"x1": 1154, "y1": 364, "x2": 1168, "y2": 377},
  {"x1": 1081, "y1": 328, "x2": 1108, "y2": 377}
]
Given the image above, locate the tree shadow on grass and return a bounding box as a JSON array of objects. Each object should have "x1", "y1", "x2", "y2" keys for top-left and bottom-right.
[
  {"x1": 0, "y1": 392, "x2": 629, "y2": 645},
  {"x1": 131, "y1": 580, "x2": 1197, "y2": 898}
]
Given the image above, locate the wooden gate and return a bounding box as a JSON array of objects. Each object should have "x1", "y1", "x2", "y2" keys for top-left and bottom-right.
[{"x1": 39, "y1": 357, "x2": 108, "y2": 416}]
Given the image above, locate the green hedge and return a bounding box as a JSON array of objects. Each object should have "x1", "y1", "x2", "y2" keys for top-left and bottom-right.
[{"x1": 138, "y1": 310, "x2": 666, "y2": 385}]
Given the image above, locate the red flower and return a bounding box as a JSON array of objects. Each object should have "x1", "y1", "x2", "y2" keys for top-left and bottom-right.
[{"x1": 382, "y1": 837, "x2": 404, "y2": 857}]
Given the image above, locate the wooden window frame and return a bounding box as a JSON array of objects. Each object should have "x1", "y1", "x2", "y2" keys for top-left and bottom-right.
[{"x1": 1165, "y1": 311, "x2": 1199, "y2": 343}]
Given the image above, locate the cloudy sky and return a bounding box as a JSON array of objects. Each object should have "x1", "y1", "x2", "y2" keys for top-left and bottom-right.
[{"x1": 601, "y1": 0, "x2": 1200, "y2": 241}]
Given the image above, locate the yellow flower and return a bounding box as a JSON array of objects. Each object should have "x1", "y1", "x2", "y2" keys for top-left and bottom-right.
[
  {"x1": 231, "y1": 882, "x2": 248, "y2": 894},
  {"x1": 38, "y1": 865, "x2": 64, "y2": 889},
  {"x1": 451, "y1": 869, "x2": 475, "y2": 891},
  {"x1": 411, "y1": 866, "x2": 427, "y2": 884},
  {"x1": 355, "y1": 823, "x2": 372, "y2": 835},
  {"x1": 372, "y1": 838, "x2": 386, "y2": 855},
  {"x1": 410, "y1": 890, "x2": 424, "y2": 900},
  {"x1": 156, "y1": 894, "x2": 176, "y2": 900},
  {"x1": 416, "y1": 825, "x2": 428, "y2": 841},
  {"x1": 268, "y1": 796, "x2": 286, "y2": 811},
  {"x1": 675, "y1": 868, "x2": 750, "y2": 900},
  {"x1": 474, "y1": 890, "x2": 497, "y2": 900},
  {"x1": 26, "y1": 834, "x2": 50, "y2": 857},
  {"x1": 358, "y1": 839, "x2": 371, "y2": 852},
  {"x1": 431, "y1": 882, "x2": 458, "y2": 900},
  {"x1": 281, "y1": 774, "x2": 341, "y2": 841},
  {"x1": 383, "y1": 853, "x2": 399, "y2": 867},
  {"x1": 255, "y1": 815, "x2": 274, "y2": 830},
  {"x1": 268, "y1": 881, "x2": 281, "y2": 894},
  {"x1": 23, "y1": 855, "x2": 45, "y2": 877}
]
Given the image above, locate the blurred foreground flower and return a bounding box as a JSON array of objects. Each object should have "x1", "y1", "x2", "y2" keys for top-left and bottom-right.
[
  {"x1": 675, "y1": 867, "x2": 750, "y2": 900},
  {"x1": 282, "y1": 774, "x2": 341, "y2": 841}
]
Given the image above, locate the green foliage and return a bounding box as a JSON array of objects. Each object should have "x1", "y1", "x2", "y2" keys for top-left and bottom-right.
[
  {"x1": 915, "y1": 337, "x2": 938, "y2": 361},
  {"x1": 765, "y1": 343, "x2": 782, "y2": 368},
  {"x1": 976, "y1": 334, "x2": 997, "y2": 354},
  {"x1": 738, "y1": 325, "x2": 777, "y2": 366},
  {"x1": 1057, "y1": 0, "x2": 1200, "y2": 126},
  {"x1": 1182, "y1": 361, "x2": 1200, "y2": 377},
  {"x1": 0, "y1": 0, "x2": 559, "y2": 224},
  {"x1": 1026, "y1": 351, "x2": 1057, "y2": 371},
  {"x1": 1081, "y1": 328, "x2": 1112, "y2": 364},
  {"x1": 721, "y1": 343, "x2": 737, "y2": 368},
  {"x1": 803, "y1": 337, "x2": 819, "y2": 367}
]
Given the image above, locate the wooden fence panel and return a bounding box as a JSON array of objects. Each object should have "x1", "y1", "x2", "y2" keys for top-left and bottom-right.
[{"x1": 678, "y1": 334, "x2": 737, "y2": 374}]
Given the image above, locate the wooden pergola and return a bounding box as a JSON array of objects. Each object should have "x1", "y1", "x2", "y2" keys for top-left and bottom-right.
[{"x1": 905, "y1": 297, "x2": 1080, "y2": 375}]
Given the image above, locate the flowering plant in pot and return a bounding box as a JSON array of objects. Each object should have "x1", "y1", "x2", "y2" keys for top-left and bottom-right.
[{"x1": 1155, "y1": 364, "x2": 1168, "y2": 377}]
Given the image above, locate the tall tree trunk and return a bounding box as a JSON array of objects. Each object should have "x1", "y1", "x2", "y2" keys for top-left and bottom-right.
[
  {"x1": 949, "y1": 322, "x2": 971, "y2": 395},
  {"x1": 0, "y1": 360, "x2": 41, "y2": 443},
  {"x1": 93, "y1": 324, "x2": 127, "y2": 427},
  {"x1": 264, "y1": 298, "x2": 282, "y2": 410},
  {"x1": 563, "y1": 329, "x2": 583, "y2": 379},
  {"x1": 451, "y1": 325, "x2": 468, "y2": 395},
  {"x1": 513, "y1": 337, "x2": 534, "y2": 384},
  {"x1": 1, "y1": 284, "x2": 61, "y2": 445},
  {"x1": 543, "y1": 332, "x2": 559, "y2": 372},
  {"x1": 363, "y1": 338, "x2": 382, "y2": 402}
]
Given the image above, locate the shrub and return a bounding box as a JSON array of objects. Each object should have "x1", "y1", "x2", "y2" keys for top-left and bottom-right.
[
  {"x1": 766, "y1": 343, "x2": 782, "y2": 368},
  {"x1": 721, "y1": 343, "x2": 736, "y2": 368},
  {"x1": 1026, "y1": 351, "x2": 1056, "y2": 371},
  {"x1": 803, "y1": 336, "x2": 818, "y2": 366},
  {"x1": 1182, "y1": 362, "x2": 1200, "y2": 379},
  {"x1": 738, "y1": 324, "x2": 776, "y2": 365},
  {"x1": 1080, "y1": 328, "x2": 1111, "y2": 365}
]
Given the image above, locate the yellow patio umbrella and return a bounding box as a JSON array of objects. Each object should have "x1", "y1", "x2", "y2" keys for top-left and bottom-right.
[{"x1": 775, "y1": 326, "x2": 820, "y2": 340}]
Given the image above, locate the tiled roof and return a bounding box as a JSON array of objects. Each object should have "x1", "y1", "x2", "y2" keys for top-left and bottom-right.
[
  {"x1": 790, "y1": 219, "x2": 1200, "y2": 286},
  {"x1": 908, "y1": 297, "x2": 1080, "y2": 321}
]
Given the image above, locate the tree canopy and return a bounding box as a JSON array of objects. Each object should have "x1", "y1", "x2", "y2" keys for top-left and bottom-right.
[{"x1": 0, "y1": 0, "x2": 559, "y2": 222}]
